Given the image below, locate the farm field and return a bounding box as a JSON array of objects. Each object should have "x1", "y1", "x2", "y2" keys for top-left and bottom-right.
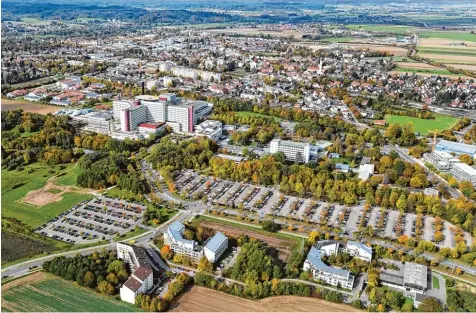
[
  {"x1": 172, "y1": 286, "x2": 359, "y2": 312},
  {"x1": 1, "y1": 163, "x2": 92, "y2": 228},
  {"x1": 1, "y1": 231, "x2": 58, "y2": 265},
  {"x1": 1, "y1": 272, "x2": 142, "y2": 312},
  {"x1": 418, "y1": 32, "x2": 476, "y2": 42},
  {"x1": 346, "y1": 24, "x2": 414, "y2": 34},
  {"x1": 393, "y1": 66, "x2": 453, "y2": 76},
  {"x1": 234, "y1": 111, "x2": 283, "y2": 122},
  {"x1": 385, "y1": 114, "x2": 460, "y2": 135},
  {"x1": 1, "y1": 99, "x2": 60, "y2": 114}
]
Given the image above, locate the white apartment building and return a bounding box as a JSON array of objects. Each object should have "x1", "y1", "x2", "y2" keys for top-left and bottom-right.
[
  {"x1": 117, "y1": 243, "x2": 155, "y2": 304},
  {"x1": 303, "y1": 240, "x2": 372, "y2": 289},
  {"x1": 171, "y1": 66, "x2": 221, "y2": 82},
  {"x1": 450, "y1": 162, "x2": 476, "y2": 185},
  {"x1": 269, "y1": 139, "x2": 310, "y2": 163},
  {"x1": 120, "y1": 266, "x2": 153, "y2": 304},
  {"x1": 194, "y1": 120, "x2": 222, "y2": 141},
  {"x1": 164, "y1": 221, "x2": 228, "y2": 263},
  {"x1": 303, "y1": 246, "x2": 355, "y2": 289},
  {"x1": 203, "y1": 232, "x2": 228, "y2": 263}
]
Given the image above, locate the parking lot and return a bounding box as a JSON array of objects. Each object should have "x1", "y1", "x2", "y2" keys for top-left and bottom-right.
[
  {"x1": 34, "y1": 196, "x2": 146, "y2": 244},
  {"x1": 174, "y1": 170, "x2": 470, "y2": 249}
]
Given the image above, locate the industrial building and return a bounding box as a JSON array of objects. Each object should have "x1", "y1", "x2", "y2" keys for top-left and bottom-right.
[
  {"x1": 72, "y1": 111, "x2": 113, "y2": 134},
  {"x1": 380, "y1": 262, "x2": 428, "y2": 293},
  {"x1": 434, "y1": 140, "x2": 476, "y2": 159},
  {"x1": 423, "y1": 151, "x2": 459, "y2": 171},
  {"x1": 269, "y1": 139, "x2": 310, "y2": 163},
  {"x1": 164, "y1": 221, "x2": 228, "y2": 263}
]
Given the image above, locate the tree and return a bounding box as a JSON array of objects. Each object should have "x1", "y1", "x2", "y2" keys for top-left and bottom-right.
[
  {"x1": 367, "y1": 268, "x2": 380, "y2": 288},
  {"x1": 262, "y1": 220, "x2": 280, "y2": 232},
  {"x1": 107, "y1": 259, "x2": 125, "y2": 273},
  {"x1": 97, "y1": 280, "x2": 115, "y2": 295},
  {"x1": 398, "y1": 234, "x2": 408, "y2": 245},
  {"x1": 459, "y1": 154, "x2": 473, "y2": 165},
  {"x1": 106, "y1": 272, "x2": 118, "y2": 285},
  {"x1": 83, "y1": 271, "x2": 96, "y2": 288},
  {"x1": 197, "y1": 257, "x2": 213, "y2": 273},
  {"x1": 418, "y1": 297, "x2": 443, "y2": 312}
]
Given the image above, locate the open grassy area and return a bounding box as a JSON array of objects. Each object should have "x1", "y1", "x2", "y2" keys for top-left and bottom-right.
[
  {"x1": 1, "y1": 163, "x2": 91, "y2": 228},
  {"x1": 234, "y1": 111, "x2": 283, "y2": 122},
  {"x1": 418, "y1": 32, "x2": 476, "y2": 42},
  {"x1": 114, "y1": 227, "x2": 148, "y2": 242},
  {"x1": 417, "y1": 47, "x2": 476, "y2": 57},
  {"x1": 55, "y1": 165, "x2": 81, "y2": 186},
  {"x1": 19, "y1": 17, "x2": 51, "y2": 25},
  {"x1": 347, "y1": 24, "x2": 414, "y2": 34},
  {"x1": 433, "y1": 276, "x2": 440, "y2": 289},
  {"x1": 385, "y1": 113, "x2": 460, "y2": 135},
  {"x1": 394, "y1": 66, "x2": 453, "y2": 76},
  {"x1": 1, "y1": 272, "x2": 142, "y2": 312},
  {"x1": 104, "y1": 186, "x2": 146, "y2": 203}
]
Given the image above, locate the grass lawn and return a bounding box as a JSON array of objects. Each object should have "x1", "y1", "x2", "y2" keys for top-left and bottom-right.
[
  {"x1": 48, "y1": 188, "x2": 62, "y2": 194},
  {"x1": 432, "y1": 276, "x2": 440, "y2": 289},
  {"x1": 1, "y1": 163, "x2": 91, "y2": 228},
  {"x1": 19, "y1": 17, "x2": 51, "y2": 25},
  {"x1": 104, "y1": 187, "x2": 146, "y2": 203},
  {"x1": 394, "y1": 66, "x2": 453, "y2": 76},
  {"x1": 1, "y1": 272, "x2": 142, "y2": 312},
  {"x1": 385, "y1": 113, "x2": 460, "y2": 135},
  {"x1": 403, "y1": 297, "x2": 414, "y2": 308},
  {"x1": 56, "y1": 165, "x2": 81, "y2": 186},
  {"x1": 418, "y1": 32, "x2": 476, "y2": 42},
  {"x1": 234, "y1": 111, "x2": 282, "y2": 122},
  {"x1": 114, "y1": 227, "x2": 148, "y2": 242}
]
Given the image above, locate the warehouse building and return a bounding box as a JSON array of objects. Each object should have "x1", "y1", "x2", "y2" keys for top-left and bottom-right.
[{"x1": 434, "y1": 140, "x2": 476, "y2": 159}]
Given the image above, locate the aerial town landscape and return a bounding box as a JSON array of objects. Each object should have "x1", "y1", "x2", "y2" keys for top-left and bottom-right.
[{"x1": 1, "y1": 0, "x2": 476, "y2": 312}]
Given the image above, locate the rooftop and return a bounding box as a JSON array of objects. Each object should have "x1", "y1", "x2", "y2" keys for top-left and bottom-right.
[
  {"x1": 435, "y1": 140, "x2": 476, "y2": 155},
  {"x1": 271, "y1": 138, "x2": 310, "y2": 149},
  {"x1": 306, "y1": 246, "x2": 350, "y2": 279},
  {"x1": 403, "y1": 262, "x2": 428, "y2": 289},
  {"x1": 453, "y1": 162, "x2": 476, "y2": 176},
  {"x1": 204, "y1": 232, "x2": 227, "y2": 253},
  {"x1": 123, "y1": 276, "x2": 142, "y2": 292},
  {"x1": 347, "y1": 240, "x2": 372, "y2": 255},
  {"x1": 133, "y1": 266, "x2": 153, "y2": 281}
]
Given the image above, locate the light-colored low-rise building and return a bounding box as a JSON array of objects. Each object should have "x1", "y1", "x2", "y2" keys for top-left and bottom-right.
[
  {"x1": 203, "y1": 231, "x2": 228, "y2": 263},
  {"x1": 450, "y1": 162, "x2": 476, "y2": 185}
]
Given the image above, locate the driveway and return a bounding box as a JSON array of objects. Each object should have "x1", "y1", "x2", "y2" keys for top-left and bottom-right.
[{"x1": 426, "y1": 272, "x2": 447, "y2": 304}]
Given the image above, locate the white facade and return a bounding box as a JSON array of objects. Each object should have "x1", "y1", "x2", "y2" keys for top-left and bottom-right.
[
  {"x1": 423, "y1": 151, "x2": 459, "y2": 171},
  {"x1": 203, "y1": 232, "x2": 228, "y2": 263},
  {"x1": 119, "y1": 267, "x2": 154, "y2": 304},
  {"x1": 450, "y1": 162, "x2": 476, "y2": 185},
  {"x1": 270, "y1": 139, "x2": 310, "y2": 163},
  {"x1": 194, "y1": 120, "x2": 222, "y2": 141}
]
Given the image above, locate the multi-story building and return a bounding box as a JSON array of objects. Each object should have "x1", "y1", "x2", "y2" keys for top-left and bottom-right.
[
  {"x1": 203, "y1": 232, "x2": 228, "y2": 263},
  {"x1": 117, "y1": 243, "x2": 154, "y2": 304},
  {"x1": 164, "y1": 221, "x2": 228, "y2": 263},
  {"x1": 269, "y1": 139, "x2": 310, "y2": 163},
  {"x1": 303, "y1": 246, "x2": 355, "y2": 289},
  {"x1": 72, "y1": 111, "x2": 113, "y2": 134},
  {"x1": 423, "y1": 151, "x2": 459, "y2": 171},
  {"x1": 113, "y1": 94, "x2": 212, "y2": 134},
  {"x1": 450, "y1": 162, "x2": 476, "y2": 185},
  {"x1": 194, "y1": 120, "x2": 223, "y2": 141},
  {"x1": 380, "y1": 262, "x2": 428, "y2": 293},
  {"x1": 303, "y1": 240, "x2": 372, "y2": 289},
  {"x1": 164, "y1": 221, "x2": 203, "y2": 262}
]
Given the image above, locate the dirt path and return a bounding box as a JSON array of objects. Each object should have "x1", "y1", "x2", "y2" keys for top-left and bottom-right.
[
  {"x1": 172, "y1": 286, "x2": 360, "y2": 312},
  {"x1": 21, "y1": 172, "x2": 94, "y2": 207}
]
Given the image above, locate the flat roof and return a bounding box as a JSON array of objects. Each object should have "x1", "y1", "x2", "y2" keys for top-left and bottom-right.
[
  {"x1": 272, "y1": 138, "x2": 310, "y2": 149},
  {"x1": 403, "y1": 262, "x2": 428, "y2": 289},
  {"x1": 435, "y1": 139, "x2": 476, "y2": 155},
  {"x1": 453, "y1": 162, "x2": 476, "y2": 176}
]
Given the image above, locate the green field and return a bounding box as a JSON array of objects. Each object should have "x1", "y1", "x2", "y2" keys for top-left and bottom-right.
[
  {"x1": 1, "y1": 163, "x2": 91, "y2": 228},
  {"x1": 104, "y1": 186, "x2": 145, "y2": 203},
  {"x1": 347, "y1": 25, "x2": 414, "y2": 34},
  {"x1": 19, "y1": 17, "x2": 51, "y2": 25},
  {"x1": 418, "y1": 32, "x2": 476, "y2": 42},
  {"x1": 319, "y1": 37, "x2": 355, "y2": 43},
  {"x1": 417, "y1": 47, "x2": 476, "y2": 57},
  {"x1": 56, "y1": 165, "x2": 81, "y2": 186},
  {"x1": 394, "y1": 67, "x2": 453, "y2": 76},
  {"x1": 385, "y1": 114, "x2": 460, "y2": 135},
  {"x1": 432, "y1": 276, "x2": 440, "y2": 289},
  {"x1": 1, "y1": 273, "x2": 142, "y2": 312},
  {"x1": 234, "y1": 111, "x2": 283, "y2": 122}
]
